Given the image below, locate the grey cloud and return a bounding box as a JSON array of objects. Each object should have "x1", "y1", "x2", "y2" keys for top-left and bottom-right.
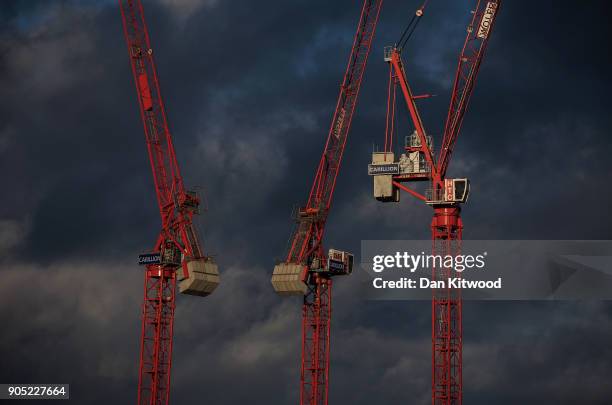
[{"x1": 1, "y1": 0, "x2": 612, "y2": 403}]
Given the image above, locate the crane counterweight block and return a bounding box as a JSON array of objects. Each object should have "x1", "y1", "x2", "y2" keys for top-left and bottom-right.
[
  {"x1": 271, "y1": 248, "x2": 354, "y2": 296},
  {"x1": 271, "y1": 263, "x2": 309, "y2": 296},
  {"x1": 178, "y1": 258, "x2": 220, "y2": 297},
  {"x1": 370, "y1": 151, "x2": 400, "y2": 202}
]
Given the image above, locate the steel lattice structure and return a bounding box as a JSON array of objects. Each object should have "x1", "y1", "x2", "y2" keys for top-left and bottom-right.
[
  {"x1": 119, "y1": 1, "x2": 220, "y2": 404},
  {"x1": 371, "y1": 1, "x2": 501, "y2": 404},
  {"x1": 271, "y1": 1, "x2": 383, "y2": 405},
  {"x1": 301, "y1": 278, "x2": 332, "y2": 404}
]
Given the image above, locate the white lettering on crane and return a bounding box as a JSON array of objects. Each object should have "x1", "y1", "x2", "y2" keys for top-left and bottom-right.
[
  {"x1": 333, "y1": 108, "x2": 346, "y2": 139},
  {"x1": 477, "y1": 2, "x2": 497, "y2": 39}
]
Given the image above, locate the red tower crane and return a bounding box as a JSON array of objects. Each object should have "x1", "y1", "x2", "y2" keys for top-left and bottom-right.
[
  {"x1": 271, "y1": 1, "x2": 383, "y2": 404},
  {"x1": 118, "y1": 1, "x2": 220, "y2": 404},
  {"x1": 369, "y1": 1, "x2": 500, "y2": 404}
]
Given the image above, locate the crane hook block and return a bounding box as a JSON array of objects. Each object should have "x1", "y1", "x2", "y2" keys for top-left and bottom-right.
[
  {"x1": 178, "y1": 258, "x2": 220, "y2": 297},
  {"x1": 271, "y1": 263, "x2": 308, "y2": 296},
  {"x1": 369, "y1": 152, "x2": 400, "y2": 202}
]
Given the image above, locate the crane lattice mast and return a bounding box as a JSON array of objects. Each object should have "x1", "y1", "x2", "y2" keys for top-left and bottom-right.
[
  {"x1": 369, "y1": 1, "x2": 501, "y2": 404},
  {"x1": 271, "y1": 1, "x2": 383, "y2": 404},
  {"x1": 118, "y1": 1, "x2": 220, "y2": 404}
]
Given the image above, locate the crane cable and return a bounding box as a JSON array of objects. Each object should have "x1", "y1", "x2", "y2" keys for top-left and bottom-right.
[{"x1": 397, "y1": 0, "x2": 431, "y2": 50}]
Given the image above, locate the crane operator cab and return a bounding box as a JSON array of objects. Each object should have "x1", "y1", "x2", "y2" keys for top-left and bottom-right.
[
  {"x1": 271, "y1": 249, "x2": 354, "y2": 296},
  {"x1": 327, "y1": 249, "x2": 354, "y2": 275},
  {"x1": 426, "y1": 178, "x2": 470, "y2": 205},
  {"x1": 445, "y1": 178, "x2": 470, "y2": 203}
]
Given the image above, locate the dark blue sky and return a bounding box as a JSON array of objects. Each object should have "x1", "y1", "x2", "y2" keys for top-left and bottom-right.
[{"x1": 0, "y1": 1, "x2": 611, "y2": 404}]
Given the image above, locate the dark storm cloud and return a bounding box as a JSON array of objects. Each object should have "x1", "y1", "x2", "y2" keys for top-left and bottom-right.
[{"x1": 1, "y1": 0, "x2": 612, "y2": 404}]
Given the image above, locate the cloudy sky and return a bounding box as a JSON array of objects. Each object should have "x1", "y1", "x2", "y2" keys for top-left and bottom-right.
[{"x1": 1, "y1": 0, "x2": 612, "y2": 403}]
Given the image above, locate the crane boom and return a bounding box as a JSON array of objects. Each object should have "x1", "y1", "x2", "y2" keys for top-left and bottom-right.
[
  {"x1": 438, "y1": 0, "x2": 500, "y2": 178},
  {"x1": 119, "y1": 0, "x2": 195, "y2": 259},
  {"x1": 119, "y1": 1, "x2": 219, "y2": 404},
  {"x1": 287, "y1": 0, "x2": 383, "y2": 266}
]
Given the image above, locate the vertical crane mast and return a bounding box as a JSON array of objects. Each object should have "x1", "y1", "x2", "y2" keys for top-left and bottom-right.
[
  {"x1": 119, "y1": 1, "x2": 220, "y2": 404},
  {"x1": 432, "y1": 4, "x2": 499, "y2": 404},
  {"x1": 271, "y1": 1, "x2": 383, "y2": 404},
  {"x1": 369, "y1": 1, "x2": 500, "y2": 404}
]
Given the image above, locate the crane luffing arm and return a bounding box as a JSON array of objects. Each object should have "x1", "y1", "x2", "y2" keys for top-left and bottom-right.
[
  {"x1": 388, "y1": 50, "x2": 438, "y2": 179},
  {"x1": 119, "y1": 0, "x2": 203, "y2": 263},
  {"x1": 285, "y1": 0, "x2": 384, "y2": 265},
  {"x1": 437, "y1": 0, "x2": 501, "y2": 179}
]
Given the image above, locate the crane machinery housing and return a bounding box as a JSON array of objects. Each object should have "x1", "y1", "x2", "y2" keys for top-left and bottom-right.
[
  {"x1": 368, "y1": 1, "x2": 500, "y2": 404},
  {"x1": 118, "y1": 1, "x2": 220, "y2": 404},
  {"x1": 271, "y1": 1, "x2": 383, "y2": 404}
]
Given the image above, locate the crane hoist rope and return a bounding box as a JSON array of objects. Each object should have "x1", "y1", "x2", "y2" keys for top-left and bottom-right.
[{"x1": 396, "y1": 0, "x2": 430, "y2": 50}]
